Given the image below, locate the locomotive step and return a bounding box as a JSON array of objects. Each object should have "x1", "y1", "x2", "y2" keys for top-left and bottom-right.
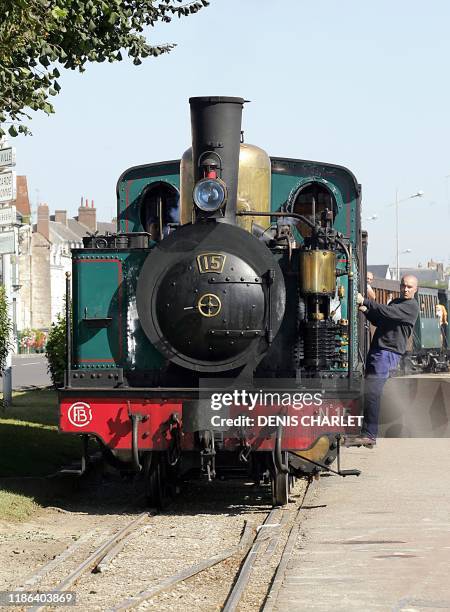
[{"x1": 338, "y1": 468, "x2": 361, "y2": 477}]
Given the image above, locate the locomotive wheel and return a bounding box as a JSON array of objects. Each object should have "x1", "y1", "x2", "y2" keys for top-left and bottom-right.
[
  {"x1": 271, "y1": 451, "x2": 290, "y2": 506},
  {"x1": 143, "y1": 453, "x2": 164, "y2": 509},
  {"x1": 272, "y1": 471, "x2": 289, "y2": 506},
  {"x1": 288, "y1": 473, "x2": 295, "y2": 493}
]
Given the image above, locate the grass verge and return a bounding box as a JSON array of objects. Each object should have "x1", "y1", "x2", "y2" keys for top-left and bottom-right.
[
  {"x1": 0, "y1": 389, "x2": 80, "y2": 521},
  {"x1": 0, "y1": 491, "x2": 38, "y2": 522}
]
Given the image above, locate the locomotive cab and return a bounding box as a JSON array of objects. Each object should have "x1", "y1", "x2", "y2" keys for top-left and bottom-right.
[
  {"x1": 290, "y1": 181, "x2": 338, "y2": 239},
  {"x1": 139, "y1": 180, "x2": 180, "y2": 242}
]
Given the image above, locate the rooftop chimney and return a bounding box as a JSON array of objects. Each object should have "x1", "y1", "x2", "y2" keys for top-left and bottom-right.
[
  {"x1": 55, "y1": 210, "x2": 67, "y2": 226},
  {"x1": 37, "y1": 203, "x2": 50, "y2": 241},
  {"x1": 78, "y1": 197, "x2": 96, "y2": 232},
  {"x1": 16, "y1": 176, "x2": 31, "y2": 218}
]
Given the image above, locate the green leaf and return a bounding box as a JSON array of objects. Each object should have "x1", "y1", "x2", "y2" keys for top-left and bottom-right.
[
  {"x1": 8, "y1": 126, "x2": 18, "y2": 137},
  {"x1": 0, "y1": 287, "x2": 13, "y2": 373},
  {"x1": 108, "y1": 11, "x2": 118, "y2": 24},
  {"x1": 0, "y1": 0, "x2": 209, "y2": 135},
  {"x1": 51, "y1": 7, "x2": 68, "y2": 19}
]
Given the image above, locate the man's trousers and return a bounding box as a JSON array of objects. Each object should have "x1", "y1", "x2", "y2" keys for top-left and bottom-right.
[{"x1": 362, "y1": 349, "x2": 401, "y2": 439}]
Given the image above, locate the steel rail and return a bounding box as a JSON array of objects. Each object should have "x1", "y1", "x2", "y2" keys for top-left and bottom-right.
[
  {"x1": 262, "y1": 481, "x2": 316, "y2": 612},
  {"x1": 93, "y1": 531, "x2": 135, "y2": 574},
  {"x1": 27, "y1": 512, "x2": 151, "y2": 612},
  {"x1": 15, "y1": 531, "x2": 96, "y2": 591},
  {"x1": 109, "y1": 519, "x2": 256, "y2": 611},
  {"x1": 262, "y1": 510, "x2": 290, "y2": 560},
  {"x1": 222, "y1": 507, "x2": 282, "y2": 612}
]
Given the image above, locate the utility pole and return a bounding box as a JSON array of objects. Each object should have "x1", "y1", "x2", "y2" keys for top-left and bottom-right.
[
  {"x1": 446, "y1": 175, "x2": 450, "y2": 266},
  {"x1": 395, "y1": 188, "x2": 399, "y2": 281},
  {"x1": 394, "y1": 189, "x2": 424, "y2": 281},
  {"x1": 0, "y1": 139, "x2": 17, "y2": 407}
]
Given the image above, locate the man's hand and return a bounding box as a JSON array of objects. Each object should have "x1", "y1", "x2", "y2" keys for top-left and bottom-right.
[
  {"x1": 356, "y1": 292, "x2": 365, "y2": 306},
  {"x1": 367, "y1": 285, "x2": 376, "y2": 300},
  {"x1": 359, "y1": 305, "x2": 368, "y2": 313}
]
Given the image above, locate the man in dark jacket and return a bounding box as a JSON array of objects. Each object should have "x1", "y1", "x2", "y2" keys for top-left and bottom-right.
[{"x1": 351, "y1": 275, "x2": 419, "y2": 447}]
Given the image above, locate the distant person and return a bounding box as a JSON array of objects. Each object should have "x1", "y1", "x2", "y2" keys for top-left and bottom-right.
[
  {"x1": 435, "y1": 304, "x2": 448, "y2": 350},
  {"x1": 349, "y1": 275, "x2": 419, "y2": 447},
  {"x1": 366, "y1": 271, "x2": 376, "y2": 300}
]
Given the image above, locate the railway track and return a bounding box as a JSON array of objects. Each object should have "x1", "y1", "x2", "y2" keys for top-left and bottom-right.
[
  {"x1": 223, "y1": 482, "x2": 313, "y2": 612},
  {"x1": 22, "y1": 513, "x2": 152, "y2": 612},
  {"x1": 9, "y1": 479, "x2": 316, "y2": 611}
]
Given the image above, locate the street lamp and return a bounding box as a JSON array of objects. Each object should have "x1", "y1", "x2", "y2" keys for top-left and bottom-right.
[
  {"x1": 445, "y1": 175, "x2": 450, "y2": 265},
  {"x1": 394, "y1": 190, "x2": 424, "y2": 280},
  {"x1": 445, "y1": 175, "x2": 450, "y2": 213}
]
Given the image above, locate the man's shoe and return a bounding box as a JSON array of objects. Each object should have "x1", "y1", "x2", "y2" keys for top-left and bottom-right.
[{"x1": 345, "y1": 435, "x2": 376, "y2": 448}]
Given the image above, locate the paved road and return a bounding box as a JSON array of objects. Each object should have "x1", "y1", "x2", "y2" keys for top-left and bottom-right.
[
  {"x1": 0, "y1": 354, "x2": 52, "y2": 391},
  {"x1": 270, "y1": 439, "x2": 450, "y2": 611}
]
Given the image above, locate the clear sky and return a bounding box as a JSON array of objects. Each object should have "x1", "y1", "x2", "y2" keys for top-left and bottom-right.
[{"x1": 11, "y1": 0, "x2": 450, "y2": 268}]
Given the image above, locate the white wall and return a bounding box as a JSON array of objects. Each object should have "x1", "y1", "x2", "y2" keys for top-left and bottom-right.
[{"x1": 50, "y1": 243, "x2": 72, "y2": 323}]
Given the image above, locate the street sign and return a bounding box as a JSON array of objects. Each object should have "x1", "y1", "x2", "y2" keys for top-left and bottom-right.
[
  {"x1": 0, "y1": 206, "x2": 17, "y2": 226},
  {"x1": 0, "y1": 230, "x2": 15, "y2": 255},
  {"x1": 0, "y1": 171, "x2": 16, "y2": 203},
  {"x1": 0, "y1": 147, "x2": 16, "y2": 169}
]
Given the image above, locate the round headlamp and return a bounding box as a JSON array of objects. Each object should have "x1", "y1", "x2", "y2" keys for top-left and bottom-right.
[{"x1": 193, "y1": 178, "x2": 227, "y2": 213}]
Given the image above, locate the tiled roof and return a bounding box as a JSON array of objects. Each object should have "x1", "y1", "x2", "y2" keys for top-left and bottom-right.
[
  {"x1": 367, "y1": 265, "x2": 391, "y2": 279},
  {"x1": 98, "y1": 221, "x2": 116, "y2": 234},
  {"x1": 49, "y1": 221, "x2": 83, "y2": 244},
  {"x1": 35, "y1": 219, "x2": 116, "y2": 245},
  {"x1": 399, "y1": 267, "x2": 443, "y2": 283}
]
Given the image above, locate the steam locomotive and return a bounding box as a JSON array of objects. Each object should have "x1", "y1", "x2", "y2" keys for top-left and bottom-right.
[{"x1": 59, "y1": 96, "x2": 364, "y2": 506}]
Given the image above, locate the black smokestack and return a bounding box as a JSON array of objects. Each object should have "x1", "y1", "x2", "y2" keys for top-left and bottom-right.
[{"x1": 189, "y1": 96, "x2": 246, "y2": 223}]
